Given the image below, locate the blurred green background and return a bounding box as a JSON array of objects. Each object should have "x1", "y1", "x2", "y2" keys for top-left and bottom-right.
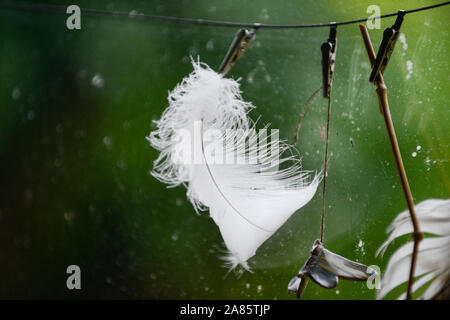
[{"x1": 0, "y1": 0, "x2": 448, "y2": 299}]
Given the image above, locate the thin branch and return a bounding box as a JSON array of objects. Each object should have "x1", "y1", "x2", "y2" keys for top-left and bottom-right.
[
  {"x1": 359, "y1": 24, "x2": 423, "y2": 300},
  {"x1": 294, "y1": 85, "x2": 322, "y2": 145}
]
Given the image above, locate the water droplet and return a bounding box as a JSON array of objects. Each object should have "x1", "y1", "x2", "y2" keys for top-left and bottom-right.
[
  {"x1": 91, "y1": 74, "x2": 104, "y2": 88},
  {"x1": 358, "y1": 239, "x2": 364, "y2": 248},
  {"x1": 259, "y1": 8, "x2": 269, "y2": 21},
  {"x1": 56, "y1": 124, "x2": 64, "y2": 133},
  {"x1": 406, "y1": 60, "x2": 413, "y2": 80},
  {"x1": 54, "y1": 158, "x2": 62, "y2": 167},
  {"x1": 27, "y1": 110, "x2": 35, "y2": 120},
  {"x1": 206, "y1": 40, "x2": 214, "y2": 51},
  {"x1": 116, "y1": 159, "x2": 126, "y2": 168},
  {"x1": 12, "y1": 87, "x2": 21, "y2": 100},
  {"x1": 64, "y1": 211, "x2": 75, "y2": 222},
  {"x1": 103, "y1": 136, "x2": 112, "y2": 148},
  {"x1": 399, "y1": 33, "x2": 408, "y2": 51}
]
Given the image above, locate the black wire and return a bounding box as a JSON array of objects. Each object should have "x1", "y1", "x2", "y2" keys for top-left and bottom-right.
[{"x1": 1, "y1": 1, "x2": 449, "y2": 29}]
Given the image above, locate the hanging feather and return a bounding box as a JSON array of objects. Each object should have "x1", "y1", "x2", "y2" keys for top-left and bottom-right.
[
  {"x1": 377, "y1": 198, "x2": 450, "y2": 299},
  {"x1": 148, "y1": 60, "x2": 320, "y2": 272}
]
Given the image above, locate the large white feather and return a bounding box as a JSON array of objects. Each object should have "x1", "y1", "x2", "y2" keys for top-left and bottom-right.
[
  {"x1": 148, "y1": 61, "x2": 320, "y2": 271},
  {"x1": 377, "y1": 199, "x2": 450, "y2": 299}
]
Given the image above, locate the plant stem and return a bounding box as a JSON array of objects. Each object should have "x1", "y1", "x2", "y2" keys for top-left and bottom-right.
[
  {"x1": 294, "y1": 85, "x2": 322, "y2": 144},
  {"x1": 359, "y1": 24, "x2": 423, "y2": 300}
]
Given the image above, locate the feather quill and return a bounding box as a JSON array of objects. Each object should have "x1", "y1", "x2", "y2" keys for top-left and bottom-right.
[
  {"x1": 377, "y1": 198, "x2": 450, "y2": 299},
  {"x1": 148, "y1": 61, "x2": 319, "y2": 271}
]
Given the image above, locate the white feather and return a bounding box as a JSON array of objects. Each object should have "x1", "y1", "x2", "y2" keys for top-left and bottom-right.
[
  {"x1": 148, "y1": 61, "x2": 320, "y2": 271},
  {"x1": 377, "y1": 199, "x2": 450, "y2": 299}
]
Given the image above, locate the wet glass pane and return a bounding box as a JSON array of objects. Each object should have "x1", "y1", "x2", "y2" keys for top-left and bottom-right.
[{"x1": 0, "y1": 0, "x2": 448, "y2": 299}]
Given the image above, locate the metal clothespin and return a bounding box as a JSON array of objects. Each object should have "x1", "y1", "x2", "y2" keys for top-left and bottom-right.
[
  {"x1": 321, "y1": 23, "x2": 337, "y2": 98},
  {"x1": 218, "y1": 27, "x2": 259, "y2": 76},
  {"x1": 369, "y1": 10, "x2": 406, "y2": 82}
]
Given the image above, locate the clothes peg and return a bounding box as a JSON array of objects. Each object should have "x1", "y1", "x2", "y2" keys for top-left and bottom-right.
[
  {"x1": 369, "y1": 10, "x2": 406, "y2": 82},
  {"x1": 321, "y1": 23, "x2": 337, "y2": 98},
  {"x1": 360, "y1": 24, "x2": 422, "y2": 300},
  {"x1": 218, "y1": 27, "x2": 259, "y2": 76}
]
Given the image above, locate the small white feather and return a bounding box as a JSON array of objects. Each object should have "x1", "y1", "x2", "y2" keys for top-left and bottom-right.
[
  {"x1": 377, "y1": 199, "x2": 450, "y2": 299},
  {"x1": 148, "y1": 60, "x2": 319, "y2": 271}
]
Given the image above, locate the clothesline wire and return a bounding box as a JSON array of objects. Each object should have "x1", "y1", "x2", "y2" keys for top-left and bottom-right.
[{"x1": 1, "y1": 1, "x2": 449, "y2": 29}]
